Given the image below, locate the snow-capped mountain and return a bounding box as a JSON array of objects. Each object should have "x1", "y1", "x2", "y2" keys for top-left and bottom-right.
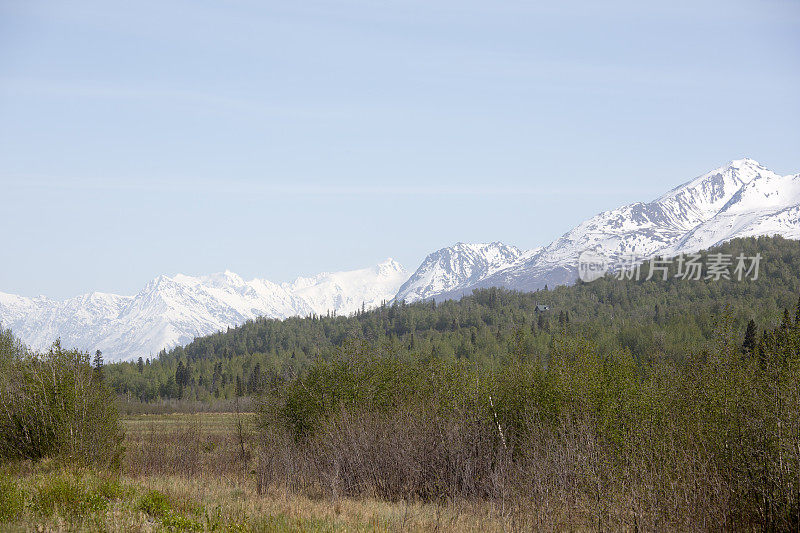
[
  {"x1": 283, "y1": 259, "x2": 407, "y2": 316},
  {"x1": 0, "y1": 260, "x2": 406, "y2": 361},
  {"x1": 86, "y1": 271, "x2": 314, "y2": 361},
  {"x1": 2, "y1": 158, "x2": 798, "y2": 359},
  {"x1": 394, "y1": 242, "x2": 532, "y2": 303},
  {"x1": 398, "y1": 159, "x2": 800, "y2": 302},
  {"x1": 662, "y1": 166, "x2": 800, "y2": 255},
  {"x1": 0, "y1": 291, "x2": 132, "y2": 355}
]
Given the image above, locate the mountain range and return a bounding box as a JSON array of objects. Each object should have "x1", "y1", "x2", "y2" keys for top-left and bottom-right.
[
  {"x1": 2, "y1": 158, "x2": 798, "y2": 361},
  {"x1": 0, "y1": 260, "x2": 407, "y2": 361},
  {"x1": 396, "y1": 158, "x2": 800, "y2": 301}
]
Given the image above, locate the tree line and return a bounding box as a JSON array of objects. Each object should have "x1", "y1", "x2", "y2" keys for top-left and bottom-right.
[{"x1": 105, "y1": 236, "x2": 800, "y2": 403}]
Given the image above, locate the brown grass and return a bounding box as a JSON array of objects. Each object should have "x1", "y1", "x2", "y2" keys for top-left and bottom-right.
[
  {"x1": 0, "y1": 411, "x2": 750, "y2": 531},
  {"x1": 118, "y1": 412, "x2": 571, "y2": 532},
  {"x1": 123, "y1": 412, "x2": 257, "y2": 478}
]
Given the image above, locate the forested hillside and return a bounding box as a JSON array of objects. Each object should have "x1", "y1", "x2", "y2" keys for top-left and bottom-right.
[{"x1": 105, "y1": 236, "x2": 800, "y2": 402}]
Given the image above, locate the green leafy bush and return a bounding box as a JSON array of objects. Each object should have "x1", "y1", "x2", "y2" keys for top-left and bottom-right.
[{"x1": 0, "y1": 334, "x2": 124, "y2": 468}]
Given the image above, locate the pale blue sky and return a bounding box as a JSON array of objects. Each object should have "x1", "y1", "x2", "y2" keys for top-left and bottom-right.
[{"x1": 1, "y1": 0, "x2": 798, "y2": 298}]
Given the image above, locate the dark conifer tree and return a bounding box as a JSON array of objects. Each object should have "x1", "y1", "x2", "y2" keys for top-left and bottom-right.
[
  {"x1": 175, "y1": 360, "x2": 187, "y2": 397},
  {"x1": 742, "y1": 319, "x2": 757, "y2": 355},
  {"x1": 248, "y1": 363, "x2": 261, "y2": 394},
  {"x1": 795, "y1": 295, "x2": 800, "y2": 325},
  {"x1": 93, "y1": 350, "x2": 104, "y2": 381}
]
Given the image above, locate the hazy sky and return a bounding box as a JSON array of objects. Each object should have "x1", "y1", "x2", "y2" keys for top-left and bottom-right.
[{"x1": 1, "y1": 0, "x2": 798, "y2": 298}]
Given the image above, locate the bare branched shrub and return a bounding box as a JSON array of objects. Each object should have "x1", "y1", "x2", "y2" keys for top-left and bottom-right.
[{"x1": 255, "y1": 320, "x2": 800, "y2": 531}]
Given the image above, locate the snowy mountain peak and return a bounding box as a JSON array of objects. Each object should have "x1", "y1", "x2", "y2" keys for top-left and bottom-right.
[
  {"x1": 728, "y1": 157, "x2": 764, "y2": 168},
  {"x1": 2, "y1": 158, "x2": 797, "y2": 362},
  {"x1": 436, "y1": 158, "x2": 799, "y2": 297},
  {"x1": 723, "y1": 170, "x2": 800, "y2": 212},
  {"x1": 1, "y1": 259, "x2": 408, "y2": 361},
  {"x1": 394, "y1": 242, "x2": 524, "y2": 303},
  {"x1": 282, "y1": 259, "x2": 408, "y2": 316},
  {"x1": 375, "y1": 258, "x2": 405, "y2": 275},
  {"x1": 651, "y1": 158, "x2": 774, "y2": 231},
  {"x1": 662, "y1": 167, "x2": 800, "y2": 255}
]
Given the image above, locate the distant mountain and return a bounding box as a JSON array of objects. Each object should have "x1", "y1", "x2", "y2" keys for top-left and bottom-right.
[
  {"x1": 2, "y1": 158, "x2": 798, "y2": 360},
  {"x1": 282, "y1": 259, "x2": 407, "y2": 316},
  {"x1": 0, "y1": 260, "x2": 406, "y2": 361},
  {"x1": 661, "y1": 164, "x2": 800, "y2": 255},
  {"x1": 394, "y1": 242, "x2": 533, "y2": 303},
  {"x1": 398, "y1": 159, "x2": 800, "y2": 301},
  {"x1": 0, "y1": 291, "x2": 132, "y2": 355}
]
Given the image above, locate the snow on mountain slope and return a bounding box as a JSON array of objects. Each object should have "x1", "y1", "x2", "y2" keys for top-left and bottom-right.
[
  {"x1": 282, "y1": 259, "x2": 407, "y2": 315},
  {"x1": 3, "y1": 158, "x2": 797, "y2": 360},
  {"x1": 394, "y1": 242, "x2": 529, "y2": 303},
  {"x1": 0, "y1": 292, "x2": 132, "y2": 356},
  {"x1": 93, "y1": 272, "x2": 314, "y2": 360},
  {"x1": 665, "y1": 170, "x2": 800, "y2": 254},
  {"x1": 530, "y1": 158, "x2": 771, "y2": 268},
  {"x1": 0, "y1": 260, "x2": 406, "y2": 361},
  {"x1": 399, "y1": 159, "x2": 799, "y2": 300}
]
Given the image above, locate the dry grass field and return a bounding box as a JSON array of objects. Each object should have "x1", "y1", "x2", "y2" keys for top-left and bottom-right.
[{"x1": 1, "y1": 412, "x2": 540, "y2": 532}]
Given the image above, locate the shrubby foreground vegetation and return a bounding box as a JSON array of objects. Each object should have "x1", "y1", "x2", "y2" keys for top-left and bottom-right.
[
  {"x1": 0, "y1": 331, "x2": 122, "y2": 467},
  {"x1": 1, "y1": 235, "x2": 800, "y2": 531},
  {"x1": 258, "y1": 311, "x2": 800, "y2": 530}
]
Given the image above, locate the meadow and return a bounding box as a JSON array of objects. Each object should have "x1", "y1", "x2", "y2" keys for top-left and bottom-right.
[
  {"x1": 3, "y1": 237, "x2": 800, "y2": 531},
  {"x1": 2, "y1": 411, "x2": 540, "y2": 532}
]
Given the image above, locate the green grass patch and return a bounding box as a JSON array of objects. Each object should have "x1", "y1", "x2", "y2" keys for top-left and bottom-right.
[
  {"x1": 0, "y1": 475, "x2": 24, "y2": 522},
  {"x1": 138, "y1": 489, "x2": 205, "y2": 532},
  {"x1": 32, "y1": 473, "x2": 122, "y2": 518},
  {"x1": 138, "y1": 488, "x2": 172, "y2": 517},
  {"x1": 0, "y1": 470, "x2": 127, "y2": 527}
]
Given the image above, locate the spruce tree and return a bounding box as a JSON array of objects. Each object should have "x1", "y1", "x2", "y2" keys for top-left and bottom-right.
[
  {"x1": 795, "y1": 295, "x2": 800, "y2": 325},
  {"x1": 92, "y1": 350, "x2": 104, "y2": 381},
  {"x1": 742, "y1": 319, "x2": 757, "y2": 355},
  {"x1": 176, "y1": 360, "x2": 186, "y2": 398},
  {"x1": 248, "y1": 363, "x2": 261, "y2": 394}
]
